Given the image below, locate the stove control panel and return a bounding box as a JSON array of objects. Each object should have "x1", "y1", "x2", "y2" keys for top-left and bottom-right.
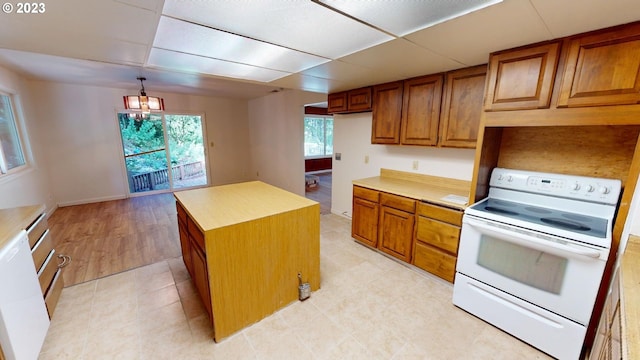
[{"x1": 490, "y1": 168, "x2": 621, "y2": 204}]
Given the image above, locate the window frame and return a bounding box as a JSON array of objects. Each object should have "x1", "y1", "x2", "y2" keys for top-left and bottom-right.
[
  {"x1": 0, "y1": 90, "x2": 28, "y2": 178},
  {"x1": 304, "y1": 115, "x2": 333, "y2": 159}
]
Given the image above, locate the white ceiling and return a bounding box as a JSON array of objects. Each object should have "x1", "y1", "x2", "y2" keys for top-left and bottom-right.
[{"x1": 0, "y1": 0, "x2": 639, "y2": 100}]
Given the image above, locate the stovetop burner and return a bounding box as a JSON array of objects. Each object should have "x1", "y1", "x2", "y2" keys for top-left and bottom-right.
[{"x1": 469, "y1": 198, "x2": 607, "y2": 238}]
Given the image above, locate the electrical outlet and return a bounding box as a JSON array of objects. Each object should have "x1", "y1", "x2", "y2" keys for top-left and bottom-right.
[
  {"x1": 335, "y1": 153, "x2": 341, "y2": 160},
  {"x1": 364, "y1": 155, "x2": 369, "y2": 164},
  {"x1": 412, "y1": 160, "x2": 419, "y2": 170}
]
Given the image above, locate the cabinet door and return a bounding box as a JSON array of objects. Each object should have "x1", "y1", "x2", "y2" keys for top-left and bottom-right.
[
  {"x1": 400, "y1": 74, "x2": 443, "y2": 146},
  {"x1": 372, "y1": 81, "x2": 404, "y2": 144},
  {"x1": 191, "y1": 241, "x2": 212, "y2": 318},
  {"x1": 484, "y1": 41, "x2": 561, "y2": 111},
  {"x1": 178, "y1": 220, "x2": 193, "y2": 277},
  {"x1": 439, "y1": 65, "x2": 487, "y2": 148},
  {"x1": 348, "y1": 87, "x2": 372, "y2": 112},
  {"x1": 327, "y1": 91, "x2": 348, "y2": 113},
  {"x1": 352, "y1": 197, "x2": 379, "y2": 247},
  {"x1": 378, "y1": 206, "x2": 414, "y2": 262},
  {"x1": 558, "y1": 23, "x2": 640, "y2": 107}
]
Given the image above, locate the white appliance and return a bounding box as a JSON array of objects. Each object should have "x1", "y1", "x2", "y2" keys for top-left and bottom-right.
[
  {"x1": 0, "y1": 230, "x2": 50, "y2": 360},
  {"x1": 453, "y1": 168, "x2": 621, "y2": 360}
]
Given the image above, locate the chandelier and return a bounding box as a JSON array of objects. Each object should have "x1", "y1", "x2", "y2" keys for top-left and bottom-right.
[{"x1": 123, "y1": 77, "x2": 164, "y2": 116}]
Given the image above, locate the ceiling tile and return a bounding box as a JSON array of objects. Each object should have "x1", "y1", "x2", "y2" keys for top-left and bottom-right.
[
  {"x1": 161, "y1": 0, "x2": 394, "y2": 59},
  {"x1": 339, "y1": 39, "x2": 465, "y2": 79},
  {"x1": 270, "y1": 73, "x2": 345, "y2": 94},
  {"x1": 405, "y1": 0, "x2": 553, "y2": 66},
  {"x1": 153, "y1": 16, "x2": 329, "y2": 73},
  {"x1": 0, "y1": 0, "x2": 159, "y2": 65},
  {"x1": 318, "y1": 0, "x2": 503, "y2": 37},
  {"x1": 530, "y1": 0, "x2": 640, "y2": 38},
  {"x1": 300, "y1": 60, "x2": 374, "y2": 82},
  {"x1": 147, "y1": 48, "x2": 290, "y2": 82}
]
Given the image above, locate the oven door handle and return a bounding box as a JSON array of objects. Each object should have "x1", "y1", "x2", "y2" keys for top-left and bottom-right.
[{"x1": 464, "y1": 217, "x2": 603, "y2": 260}]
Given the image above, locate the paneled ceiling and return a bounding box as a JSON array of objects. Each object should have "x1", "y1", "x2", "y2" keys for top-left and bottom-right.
[{"x1": 0, "y1": 0, "x2": 639, "y2": 100}]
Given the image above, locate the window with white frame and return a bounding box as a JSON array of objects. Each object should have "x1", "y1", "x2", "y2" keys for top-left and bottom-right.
[
  {"x1": 304, "y1": 115, "x2": 333, "y2": 157},
  {"x1": 0, "y1": 93, "x2": 26, "y2": 174}
]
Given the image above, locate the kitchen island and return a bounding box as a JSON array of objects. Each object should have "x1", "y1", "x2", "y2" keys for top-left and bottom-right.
[{"x1": 173, "y1": 181, "x2": 320, "y2": 342}]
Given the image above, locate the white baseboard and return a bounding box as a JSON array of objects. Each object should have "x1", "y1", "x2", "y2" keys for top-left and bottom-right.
[{"x1": 57, "y1": 194, "x2": 127, "y2": 207}]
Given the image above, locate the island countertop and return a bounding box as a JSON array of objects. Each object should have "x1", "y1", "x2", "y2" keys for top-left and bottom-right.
[
  {"x1": 353, "y1": 169, "x2": 471, "y2": 210},
  {"x1": 174, "y1": 180, "x2": 318, "y2": 231}
]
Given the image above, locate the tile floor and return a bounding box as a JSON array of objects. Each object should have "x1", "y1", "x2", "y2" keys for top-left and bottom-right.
[{"x1": 39, "y1": 214, "x2": 552, "y2": 359}]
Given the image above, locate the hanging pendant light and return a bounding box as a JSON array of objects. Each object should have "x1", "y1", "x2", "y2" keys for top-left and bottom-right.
[{"x1": 123, "y1": 77, "x2": 164, "y2": 116}]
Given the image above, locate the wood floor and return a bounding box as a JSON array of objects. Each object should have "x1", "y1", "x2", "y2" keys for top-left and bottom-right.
[
  {"x1": 304, "y1": 171, "x2": 332, "y2": 215},
  {"x1": 49, "y1": 173, "x2": 332, "y2": 288},
  {"x1": 49, "y1": 193, "x2": 181, "y2": 287}
]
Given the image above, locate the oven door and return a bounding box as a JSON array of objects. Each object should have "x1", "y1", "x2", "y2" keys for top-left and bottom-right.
[{"x1": 455, "y1": 214, "x2": 608, "y2": 325}]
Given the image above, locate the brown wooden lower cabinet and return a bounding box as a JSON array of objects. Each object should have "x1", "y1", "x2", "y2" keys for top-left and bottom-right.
[
  {"x1": 378, "y1": 193, "x2": 415, "y2": 262},
  {"x1": 190, "y1": 239, "x2": 212, "y2": 319},
  {"x1": 352, "y1": 185, "x2": 417, "y2": 262},
  {"x1": 412, "y1": 202, "x2": 462, "y2": 283},
  {"x1": 177, "y1": 202, "x2": 212, "y2": 320},
  {"x1": 351, "y1": 186, "x2": 464, "y2": 283},
  {"x1": 352, "y1": 186, "x2": 380, "y2": 247}
]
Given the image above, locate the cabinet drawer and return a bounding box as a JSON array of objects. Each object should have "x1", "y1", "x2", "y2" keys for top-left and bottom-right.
[
  {"x1": 353, "y1": 186, "x2": 379, "y2": 202},
  {"x1": 416, "y1": 217, "x2": 460, "y2": 254},
  {"x1": 417, "y1": 202, "x2": 462, "y2": 226},
  {"x1": 45, "y1": 269, "x2": 64, "y2": 318},
  {"x1": 31, "y1": 229, "x2": 53, "y2": 272},
  {"x1": 187, "y1": 218, "x2": 205, "y2": 251},
  {"x1": 38, "y1": 250, "x2": 58, "y2": 295},
  {"x1": 176, "y1": 202, "x2": 187, "y2": 225},
  {"x1": 26, "y1": 213, "x2": 47, "y2": 249},
  {"x1": 380, "y1": 193, "x2": 415, "y2": 213},
  {"x1": 413, "y1": 242, "x2": 457, "y2": 283}
]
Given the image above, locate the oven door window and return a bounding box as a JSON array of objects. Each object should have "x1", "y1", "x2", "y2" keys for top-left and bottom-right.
[{"x1": 477, "y1": 235, "x2": 567, "y2": 294}]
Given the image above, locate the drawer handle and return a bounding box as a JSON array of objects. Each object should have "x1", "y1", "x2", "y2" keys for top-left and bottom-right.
[{"x1": 57, "y1": 254, "x2": 72, "y2": 268}]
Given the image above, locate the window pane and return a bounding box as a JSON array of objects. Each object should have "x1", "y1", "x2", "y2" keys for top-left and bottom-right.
[
  {"x1": 0, "y1": 95, "x2": 25, "y2": 171},
  {"x1": 166, "y1": 114, "x2": 207, "y2": 189},
  {"x1": 304, "y1": 117, "x2": 325, "y2": 157}
]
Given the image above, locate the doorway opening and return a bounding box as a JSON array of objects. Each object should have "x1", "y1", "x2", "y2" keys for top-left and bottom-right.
[
  {"x1": 303, "y1": 105, "x2": 332, "y2": 214},
  {"x1": 117, "y1": 112, "x2": 208, "y2": 195}
]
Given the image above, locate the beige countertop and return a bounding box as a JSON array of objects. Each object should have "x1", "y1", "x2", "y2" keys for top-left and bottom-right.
[
  {"x1": 622, "y1": 235, "x2": 640, "y2": 359},
  {"x1": 0, "y1": 204, "x2": 45, "y2": 250},
  {"x1": 352, "y1": 169, "x2": 471, "y2": 210},
  {"x1": 173, "y1": 181, "x2": 318, "y2": 231}
]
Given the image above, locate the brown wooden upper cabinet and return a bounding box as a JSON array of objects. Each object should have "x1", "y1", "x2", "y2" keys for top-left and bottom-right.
[
  {"x1": 557, "y1": 22, "x2": 640, "y2": 108},
  {"x1": 400, "y1": 74, "x2": 444, "y2": 146},
  {"x1": 439, "y1": 65, "x2": 487, "y2": 148},
  {"x1": 484, "y1": 41, "x2": 561, "y2": 111},
  {"x1": 327, "y1": 87, "x2": 372, "y2": 114},
  {"x1": 371, "y1": 66, "x2": 485, "y2": 148},
  {"x1": 371, "y1": 81, "x2": 404, "y2": 144}
]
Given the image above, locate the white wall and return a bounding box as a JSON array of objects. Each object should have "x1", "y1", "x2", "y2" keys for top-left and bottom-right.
[
  {"x1": 22, "y1": 80, "x2": 252, "y2": 207},
  {"x1": 331, "y1": 112, "x2": 476, "y2": 217},
  {"x1": 247, "y1": 89, "x2": 326, "y2": 195},
  {"x1": 0, "y1": 66, "x2": 54, "y2": 212}
]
